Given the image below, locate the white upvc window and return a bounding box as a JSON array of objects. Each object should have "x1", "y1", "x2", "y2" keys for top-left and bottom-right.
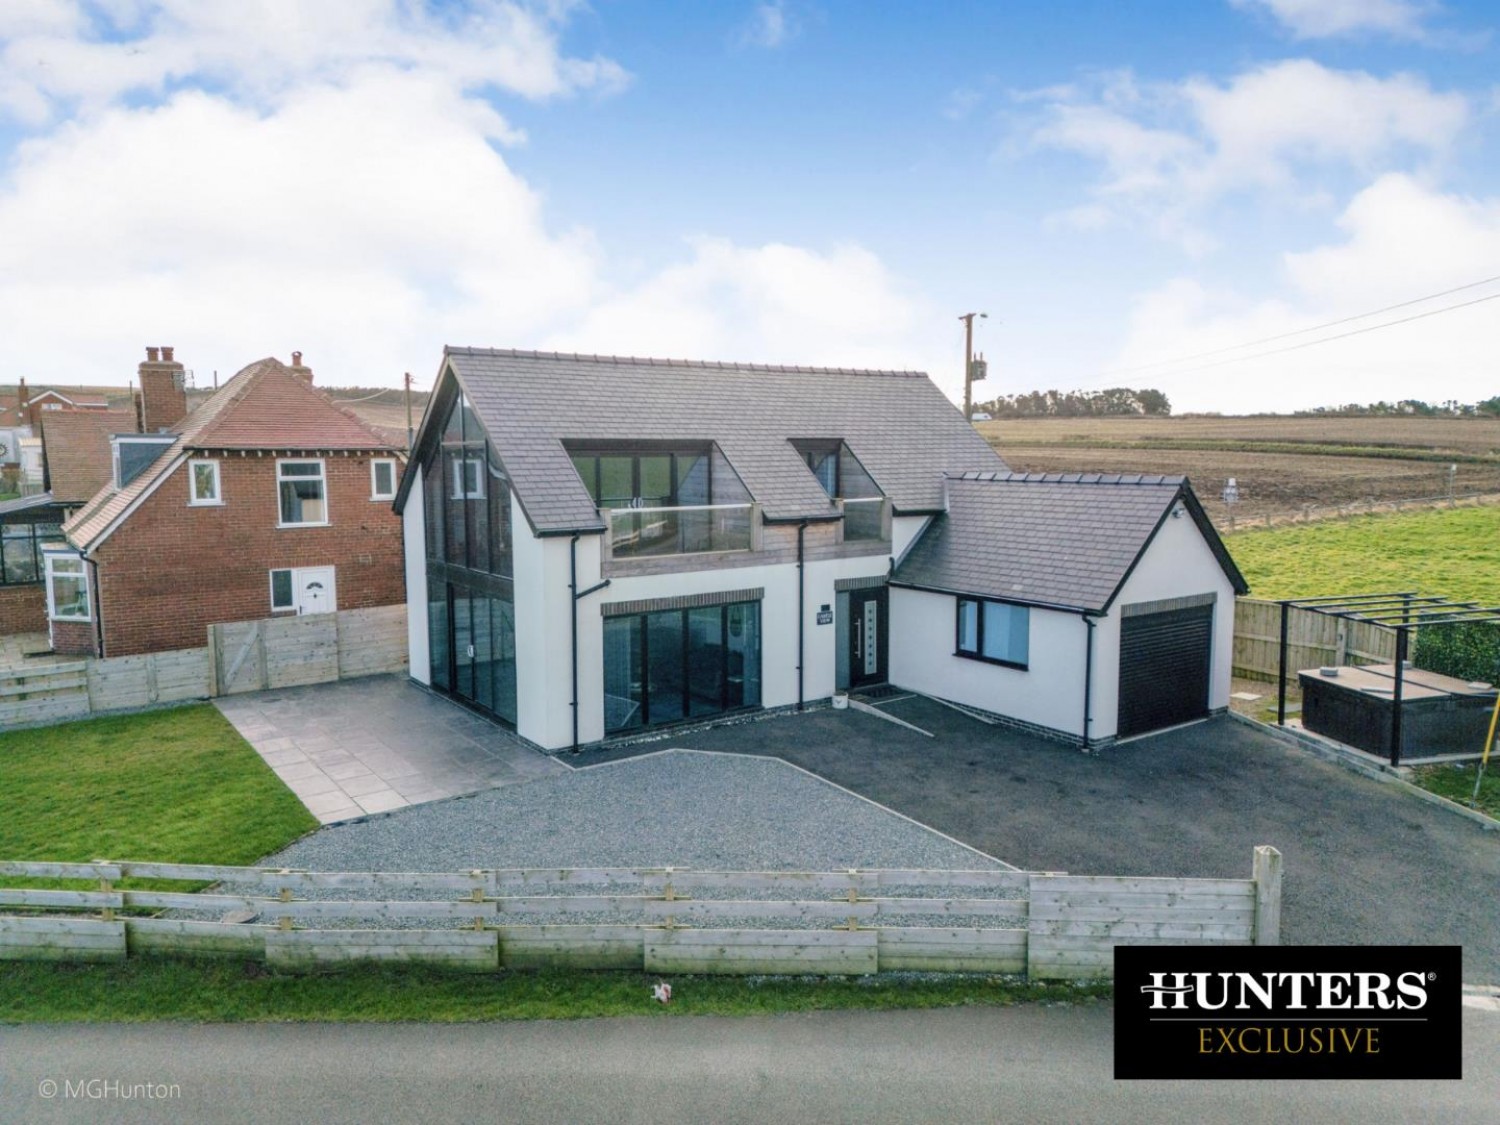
[
  {"x1": 277, "y1": 459, "x2": 327, "y2": 527},
  {"x1": 45, "y1": 553, "x2": 91, "y2": 622},
  {"x1": 188, "y1": 459, "x2": 222, "y2": 505},
  {"x1": 269, "y1": 568, "x2": 296, "y2": 612},
  {"x1": 451, "y1": 456, "x2": 485, "y2": 500},
  {"x1": 370, "y1": 458, "x2": 397, "y2": 501}
]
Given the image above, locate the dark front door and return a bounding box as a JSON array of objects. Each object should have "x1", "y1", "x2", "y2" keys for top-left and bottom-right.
[{"x1": 847, "y1": 588, "x2": 887, "y2": 689}]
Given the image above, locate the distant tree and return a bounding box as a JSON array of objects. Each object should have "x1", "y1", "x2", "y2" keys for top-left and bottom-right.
[{"x1": 1136, "y1": 388, "x2": 1171, "y2": 415}]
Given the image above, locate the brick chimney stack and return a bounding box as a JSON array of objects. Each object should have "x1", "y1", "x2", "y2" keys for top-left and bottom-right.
[
  {"x1": 138, "y1": 345, "x2": 187, "y2": 432},
  {"x1": 288, "y1": 350, "x2": 312, "y2": 382}
]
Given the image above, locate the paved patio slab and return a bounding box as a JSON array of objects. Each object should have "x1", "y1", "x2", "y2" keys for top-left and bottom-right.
[{"x1": 216, "y1": 675, "x2": 565, "y2": 823}]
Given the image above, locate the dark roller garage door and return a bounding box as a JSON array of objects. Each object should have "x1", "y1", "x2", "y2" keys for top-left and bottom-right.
[{"x1": 1117, "y1": 603, "x2": 1213, "y2": 738}]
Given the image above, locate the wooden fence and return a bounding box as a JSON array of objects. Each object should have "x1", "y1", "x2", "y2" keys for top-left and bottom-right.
[
  {"x1": 0, "y1": 606, "x2": 406, "y2": 728},
  {"x1": 0, "y1": 849, "x2": 1281, "y2": 979},
  {"x1": 208, "y1": 604, "x2": 407, "y2": 695},
  {"x1": 1233, "y1": 598, "x2": 1396, "y2": 683}
]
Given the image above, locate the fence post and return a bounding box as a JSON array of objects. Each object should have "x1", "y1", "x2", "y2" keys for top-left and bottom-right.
[{"x1": 1252, "y1": 846, "x2": 1282, "y2": 946}]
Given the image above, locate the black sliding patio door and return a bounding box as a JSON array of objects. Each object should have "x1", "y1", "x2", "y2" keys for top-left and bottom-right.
[{"x1": 603, "y1": 601, "x2": 760, "y2": 734}]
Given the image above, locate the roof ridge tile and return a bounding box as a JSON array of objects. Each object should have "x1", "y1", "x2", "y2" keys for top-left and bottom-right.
[{"x1": 444, "y1": 345, "x2": 926, "y2": 379}]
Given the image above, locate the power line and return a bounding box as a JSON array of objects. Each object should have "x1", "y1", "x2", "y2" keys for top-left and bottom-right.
[
  {"x1": 1102, "y1": 272, "x2": 1500, "y2": 378},
  {"x1": 1171, "y1": 289, "x2": 1500, "y2": 375}
]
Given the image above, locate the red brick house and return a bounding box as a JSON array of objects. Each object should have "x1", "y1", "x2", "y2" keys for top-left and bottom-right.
[{"x1": 47, "y1": 350, "x2": 406, "y2": 656}]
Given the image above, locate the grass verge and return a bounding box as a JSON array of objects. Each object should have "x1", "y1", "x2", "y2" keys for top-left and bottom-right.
[
  {"x1": 1227, "y1": 505, "x2": 1500, "y2": 603},
  {"x1": 0, "y1": 704, "x2": 317, "y2": 890},
  {"x1": 0, "y1": 960, "x2": 1110, "y2": 1023},
  {"x1": 1411, "y1": 762, "x2": 1500, "y2": 821}
]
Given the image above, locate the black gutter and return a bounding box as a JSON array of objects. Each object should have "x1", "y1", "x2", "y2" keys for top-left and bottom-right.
[
  {"x1": 1081, "y1": 614, "x2": 1097, "y2": 750},
  {"x1": 568, "y1": 534, "x2": 611, "y2": 753},
  {"x1": 797, "y1": 521, "x2": 807, "y2": 711}
]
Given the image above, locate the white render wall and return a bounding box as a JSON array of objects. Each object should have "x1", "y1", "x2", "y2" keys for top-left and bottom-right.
[
  {"x1": 1086, "y1": 508, "x2": 1238, "y2": 741},
  {"x1": 525, "y1": 532, "x2": 891, "y2": 751},
  {"x1": 402, "y1": 464, "x2": 431, "y2": 686},
  {"x1": 889, "y1": 506, "x2": 1238, "y2": 743},
  {"x1": 891, "y1": 514, "x2": 931, "y2": 561},
  {"x1": 512, "y1": 493, "x2": 588, "y2": 751},
  {"x1": 888, "y1": 588, "x2": 1089, "y2": 738}
]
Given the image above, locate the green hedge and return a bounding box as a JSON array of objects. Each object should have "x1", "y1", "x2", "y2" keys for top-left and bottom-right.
[{"x1": 1413, "y1": 621, "x2": 1500, "y2": 684}]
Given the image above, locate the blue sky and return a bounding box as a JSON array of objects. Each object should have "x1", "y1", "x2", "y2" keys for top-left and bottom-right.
[{"x1": 2, "y1": 0, "x2": 1498, "y2": 412}]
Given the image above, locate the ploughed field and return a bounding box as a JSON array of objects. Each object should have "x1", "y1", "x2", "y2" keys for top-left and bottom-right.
[{"x1": 977, "y1": 415, "x2": 1500, "y2": 528}]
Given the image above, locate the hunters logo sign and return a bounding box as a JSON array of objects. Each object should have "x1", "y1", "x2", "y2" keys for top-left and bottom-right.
[{"x1": 1114, "y1": 945, "x2": 1461, "y2": 1079}]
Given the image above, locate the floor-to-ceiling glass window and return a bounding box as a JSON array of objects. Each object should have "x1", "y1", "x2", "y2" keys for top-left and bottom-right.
[
  {"x1": 423, "y1": 380, "x2": 517, "y2": 726},
  {"x1": 603, "y1": 600, "x2": 761, "y2": 735}
]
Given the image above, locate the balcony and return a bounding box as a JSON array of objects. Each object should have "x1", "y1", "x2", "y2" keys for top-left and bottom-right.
[
  {"x1": 605, "y1": 503, "x2": 755, "y2": 560},
  {"x1": 840, "y1": 496, "x2": 888, "y2": 542}
]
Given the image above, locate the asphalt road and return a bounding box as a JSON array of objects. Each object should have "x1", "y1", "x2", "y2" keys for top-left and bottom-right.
[
  {"x1": 2, "y1": 1005, "x2": 1495, "y2": 1124},
  {"x1": 584, "y1": 704, "x2": 1500, "y2": 983}
]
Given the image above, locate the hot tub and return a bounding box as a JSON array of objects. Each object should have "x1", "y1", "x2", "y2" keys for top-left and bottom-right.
[{"x1": 1298, "y1": 663, "x2": 1497, "y2": 760}]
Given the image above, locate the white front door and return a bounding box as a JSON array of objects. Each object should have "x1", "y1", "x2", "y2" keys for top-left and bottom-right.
[{"x1": 296, "y1": 566, "x2": 336, "y2": 616}]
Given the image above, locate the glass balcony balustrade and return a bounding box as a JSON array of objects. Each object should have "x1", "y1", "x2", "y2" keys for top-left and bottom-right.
[{"x1": 606, "y1": 503, "x2": 754, "y2": 559}]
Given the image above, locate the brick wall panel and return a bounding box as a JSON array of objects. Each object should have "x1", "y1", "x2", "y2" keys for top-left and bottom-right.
[{"x1": 93, "y1": 453, "x2": 404, "y2": 656}]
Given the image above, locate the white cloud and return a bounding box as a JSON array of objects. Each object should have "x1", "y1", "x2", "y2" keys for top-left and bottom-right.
[
  {"x1": 1027, "y1": 60, "x2": 1467, "y2": 245},
  {"x1": 555, "y1": 238, "x2": 941, "y2": 375},
  {"x1": 737, "y1": 3, "x2": 794, "y2": 49},
  {"x1": 1109, "y1": 175, "x2": 1500, "y2": 412},
  {"x1": 1230, "y1": 0, "x2": 1436, "y2": 40},
  {"x1": 0, "y1": 75, "x2": 942, "y2": 397},
  {"x1": 0, "y1": 0, "x2": 630, "y2": 125}
]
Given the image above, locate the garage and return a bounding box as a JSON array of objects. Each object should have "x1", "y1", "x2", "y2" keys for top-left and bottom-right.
[{"x1": 1117, "y1": 599, "x2": 1214, "y2": 738}]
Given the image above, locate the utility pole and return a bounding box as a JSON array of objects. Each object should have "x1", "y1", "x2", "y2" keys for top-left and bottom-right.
[
  {"x1": 959, "y1": 311, "x2": 988, "y2": 419},
  {"x1": 404, "y1": 372, "x2": 414, "y2": 451}
]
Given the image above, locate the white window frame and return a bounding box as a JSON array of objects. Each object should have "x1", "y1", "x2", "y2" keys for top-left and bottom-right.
[
  {"x1": 269, "y1": 568, "x2": 296, "y2": 612},
  {"x1": 45, "y1": 553, "x2": 91, "y2": 622},
  {"x1": 451, "y1": 456, "x2": 485, "y2": 500},
  {"x1": 188, "y1": 459, "x2": 223, "y2": 506},
  {"x1": 276, "y1": 458, "x2": 328, "y2": 528},
  {"x1": 370, "y1": 458, "x2": 397, "y2": 501}
]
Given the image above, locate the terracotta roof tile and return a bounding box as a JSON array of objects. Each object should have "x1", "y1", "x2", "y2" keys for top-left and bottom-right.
[
  {"x1": 64, "y1": 357, "x2": 400, "y2": 550},
  {"x1": 41, "y1": 410, "x2": 137, "y2": 503}
]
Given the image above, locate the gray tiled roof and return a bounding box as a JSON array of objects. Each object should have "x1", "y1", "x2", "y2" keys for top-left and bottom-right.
[
  {"x1": 894, "y1": 472, "x2": 1238, "y2": 612},
  {"x1": 444, "y1": 349, "x2": 1007, "y2": 533}
]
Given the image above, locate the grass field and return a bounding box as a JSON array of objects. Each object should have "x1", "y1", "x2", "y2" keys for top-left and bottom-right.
[
  {"x1": 1225, "y1": 505, "x2": 1500, "y2": 603},
  {"x1": 978, "y1": 415, "x2": 1500, "y2": 527},
  {"x1": 0, "y1": 705, "x2": 316, "y2": 888},
  {"x1": 0, "y1": 961, "x2": 1110, "y2": 1023}
]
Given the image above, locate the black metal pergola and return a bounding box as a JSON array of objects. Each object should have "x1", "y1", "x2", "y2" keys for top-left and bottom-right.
[{"x1": 1276, "y1": 592, "x2": 1500, "y2": 767}]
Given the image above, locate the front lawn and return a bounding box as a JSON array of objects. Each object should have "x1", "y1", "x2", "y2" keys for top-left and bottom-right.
[
  {"x1": 0, "y1": 705, "x2": 316, "y2": 885},
  {"x1": 0, "y1": 960, "x2": 1110, "y2": 1023},
  {"x1": 1411, "y1": 761, "x2": 1500, "y2": 821},
  {"x1": 1229, "y1": 505, "x2": 1500, "y2": 603}
]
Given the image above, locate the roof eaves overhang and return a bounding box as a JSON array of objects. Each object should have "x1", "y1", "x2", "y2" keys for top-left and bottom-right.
[{"x1": 886, "y1": 578, "x2": 1095, "y2": 616}]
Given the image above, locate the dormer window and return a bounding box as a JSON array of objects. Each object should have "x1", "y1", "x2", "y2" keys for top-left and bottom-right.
[
  {"x1": 111, "y1": 434, "x2": 176, "y2": 489},
  {"x1": 790, "y1": 439, "x2": 887, "y2": 542},
  {"x1": 795, "y1": 441, "x2": 840, "y2": 498}
]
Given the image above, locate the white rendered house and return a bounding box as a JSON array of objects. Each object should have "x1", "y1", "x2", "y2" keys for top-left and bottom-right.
[{"x1": 394, "y1": 349, "x2": 1246, "y2": 752}]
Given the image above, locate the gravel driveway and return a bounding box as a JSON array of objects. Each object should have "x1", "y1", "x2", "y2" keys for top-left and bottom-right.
[{"x1": 212, "y1": 751, "x2": 1017, "y2": 930}]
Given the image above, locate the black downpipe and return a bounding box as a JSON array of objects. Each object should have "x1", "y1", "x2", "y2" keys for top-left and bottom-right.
[
  {"x1": 89, "y1": 556, "x2": 105, "y2": 658},
  {"x1": 570, "y1": 535, "x2": 580, "y2": 751},
  {"x1": 797, "y1": 521, "x2": 807, "y2": 711},
  {"x1": 1081, "y1": 614, "x2": 1096, "y2": 750},
  {"x1": 569, "y1": 533, "x2": 611, "y2": 753}
]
